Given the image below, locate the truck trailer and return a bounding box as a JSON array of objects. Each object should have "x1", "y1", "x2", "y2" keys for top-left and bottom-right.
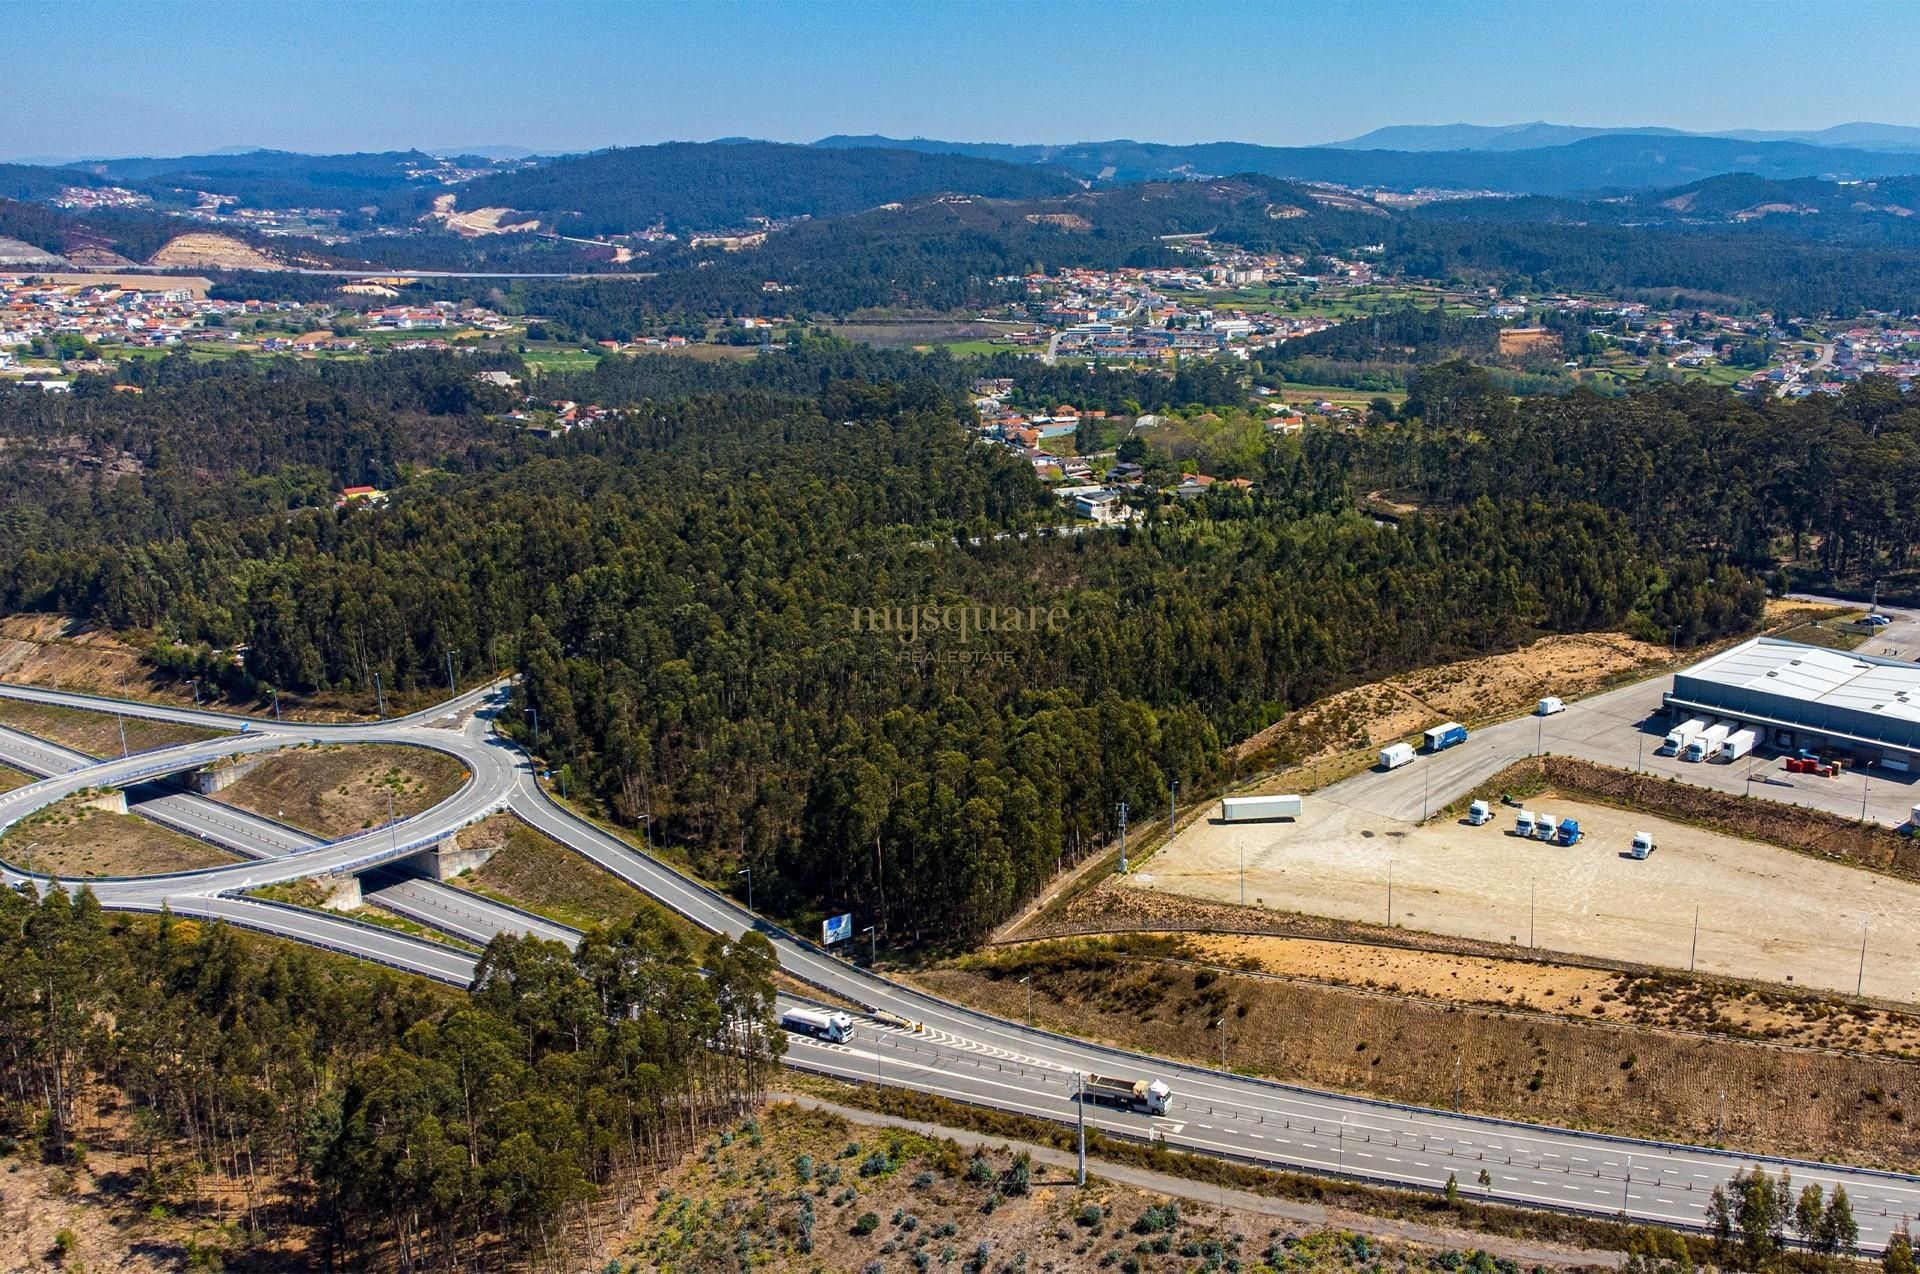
[
  {"x1": 1685, "y1": 722, "x2": 1733, "y2": 762},
  {"x1": 1378, "y1": 742, "x2": 1416, "y2": 770},
  {"x1": 1083, "y1": 1074, "x2": 1173, "y2": 1115},
  {"x1": 1220, "y1": 794, "x2": 1303, "y2": 822},
  {"x1": 1662, "y1": 716, "x2": 1711, "y2": 754},
  {"x1": 1423, "y1": 722, "x2": 1468, "y2": 752},
  {"x1": 1719, "y1": 727, "x2": 1760, "y2": 763},
  {"x1": 780, "y1": 1007, "x2": 856, "y2": 1044}
]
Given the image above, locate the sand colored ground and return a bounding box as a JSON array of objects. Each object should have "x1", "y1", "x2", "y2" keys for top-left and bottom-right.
[
  {"x1": 0, "y1": 762, "x2": 27, "y2": 794},
  {"x1": 424, "y1": 194, "x2": 540, "y2": 237},
  {"x1": 1233, "y1": 632, "x2": 1671, "y2": 765},
  {"x1": 211, "y1": 743, "x2": 468, "y2": 839},
  {"x1": 147, "y1": 232, "x2": 279, "y2": 270},
  {"x1": 1137, "y1": 793, "x2": 1920, "y2": 1002},
  {"x1": 3, "y1": 799, "x2": 238, "y2": 876}
]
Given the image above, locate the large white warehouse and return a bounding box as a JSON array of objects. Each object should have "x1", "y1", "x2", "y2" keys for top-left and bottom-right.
[{"x1": 1665, "y1": 637, "x2": 1920, "y2": 770}]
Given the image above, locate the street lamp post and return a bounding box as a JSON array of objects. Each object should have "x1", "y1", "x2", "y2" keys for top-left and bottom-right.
[
  {"x1": 642, "y1": 810, "x2": 653, "y2": 853},
  {"x1": 446, "y1": 649, "x2": 458, "y2": 698},
  {"x1": 862, "y1": 924, "x2": 876, "y2": 967},
  {"x1": 523, "y1": 706, "x2": 539, "y2": 757},
  {"x1": 1386, "y1": 861, "x2": 1393, "y2": 927},
  {"x1": 1529, "y1": 879, "x2": 1535, "y2": 949},
  {"x1": 737, "y1": 867, "x2": 753, "y2": 913},
  {"x1": 1215, "y1": 1017, "x2": 1227, "y2": 1070},
  {"x1": 1020, "y1": 975, "x2": 1033, "y2": 1027},
  {"x1": 116, "y1": 714, "x2": 128, "y2": 758},
  {"x1": 372, "y1": 672, "x2": 385, "y2": 720},
  {"x1": 270, "y1": 688, "x2": 280, "y2": 721},
  {"x1": 1075, "y1": 1072, "x2": 1087, "y2": 1186}
]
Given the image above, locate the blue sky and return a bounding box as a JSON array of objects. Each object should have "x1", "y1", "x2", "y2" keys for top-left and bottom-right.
[{"x1": 10, "y1": 0, "x2": 1920, "y2": 159}]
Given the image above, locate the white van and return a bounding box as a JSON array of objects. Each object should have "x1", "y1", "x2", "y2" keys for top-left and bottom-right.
[{"x1": 1537, "y1": 696, "x2": 1566, "y2": 716}]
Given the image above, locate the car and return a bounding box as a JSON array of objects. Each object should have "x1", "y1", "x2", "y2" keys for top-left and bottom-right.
[{"x1": 1865, "y1": 613, "x2": 1894, "y2": 627}]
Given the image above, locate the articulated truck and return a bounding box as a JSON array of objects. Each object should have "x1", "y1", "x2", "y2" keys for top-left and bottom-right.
[
  {"x1": 1662, "y1": 716, "x2": 1710, "y2": 754},
  {"x1": 781, "y1": 1007, "x2": 856, "y2": 1044},
  {"x1": 1685, "y1": 722, "x2": 1733, "y2": 762},
  {"x1": 1083, "y1": 1073, "x2": 1173, "y2": 1115}
]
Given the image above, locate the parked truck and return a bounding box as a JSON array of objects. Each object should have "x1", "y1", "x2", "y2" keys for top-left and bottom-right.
[
  {"x1": 1630, "y1": 831, "x2": 1655, "y2": 859},
  {"x1": 1662, "y1": 716, "x2": 1711, "y2": 754},
  {"x1": 1378, "y1": 742, "x2": 1416, "y2": 770},
  {"x1": 1467, "y1": 799, "x2": 1493, "y2": 825},
  {"x1": 1685, "y1": 722, "x2": 1733, "y2": 762},
  {"x1": 1534, "y1": 814, "x2": 1560, "y2": 842},
  {"x1": 1537, "y1": 696, "x2": 1566, "y2": 716},
  {"x1": 1220, "y1": 794, "x2": 1303, "y2": 822},
  {"x1": 1083, "y1": 1073, "x2": 1173, "y2": 1115},
  {"x1": 1513, "y1": 810, "x2": 1536, "y2": 838},
  {"x1": 780, "y1": 1007, "x2": 856, "y2": 1044},
  {"x1": 1556, "y1": 818, "x2": 1583, "y2": 846},
  {"x1": 1719, "y1": 727, "x2": 1760, "y2": 763},
  {"x1": 1423, "y1": 722, "x2": 1468, "y2": 752}
]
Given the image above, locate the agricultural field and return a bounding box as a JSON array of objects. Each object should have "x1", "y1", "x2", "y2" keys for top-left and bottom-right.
[{"x1": 209, "y1": 743, "x2": 468, "y2": 839}]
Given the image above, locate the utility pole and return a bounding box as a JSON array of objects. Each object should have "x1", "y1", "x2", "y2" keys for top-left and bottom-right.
[
  {"x1": 1529, "y1": 879, "x2": 1535, "y2": 949},
  {"x1": 1422, "y1": 762, "x2": 1430, "y2": 821},
  {"x1": 386, "y1": 790, "x2": 398, "y2": 857},
  {"x1": 1169, "y1": 779, "x2": 1177, "y2": 829},
  {"x1": 1115, "y1": 801, "x2": 1129, "y2": 874},
  {"x1": 737, "y1": 867, "x2": 752, "y2": 912},
  {"x1": 1216, "y1": 1017, "x2": 1227, "y2": 1071},
  {"x1": 1623, "y1": 1154, "x2": 1632, "y2": 1210},
  {"x1": 1859, "y1": 920, "x2": 1870, "y2": 996},
  {"x1": 1386, "y1": 861, "x2": 1393, "y2": 927},
  {"x1": 1075, "y1": 1072, "x2": 1087, "y2": 1186},
  {"x1": 446, "y1": 649, "x2": 458, "y2": 698},
  {"x1": 1021, "y1": 975, "x2": 1033, "y2": 1026},
  {"x1": 1690, "y1": 905, "x2": 1700, "y2": 972},
  {"x1": 116, "y1": 714, "x2": 128, "y2": 758},
  {"x1": 1636, "y1": 730, "x2": 1644, "y2": 775},
  {"x1": 1454, "y1": 1054, "x2": 1461, "y2": 1110},
  {"x1": 188, "y1": 678, "x2": 200, "y2": 707},
  {"x1": 1862, "y1": 767, "x2": 1871, "y2": 822},
  {"x1": 373, "y1": 672, "x2": 385, "y2": 720}
]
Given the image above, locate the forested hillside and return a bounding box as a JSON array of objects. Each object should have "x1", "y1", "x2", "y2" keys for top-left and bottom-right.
[
  {"x1": 452, "y1": 141, "x2": 1083, "y2": 234},
  {"x1": 0, "y1": 883, "x2": 783, "y2": 1267},
  {"x1": 7, "y1": 349, "x2": 1919, "y2": 939}
]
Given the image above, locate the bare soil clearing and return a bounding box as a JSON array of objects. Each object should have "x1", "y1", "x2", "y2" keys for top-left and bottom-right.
[
  {"x1": 923, "y1": 938, "x2": 1920, "y2": 1170},
  {"x1": 1234, "y1": 632, "x2": 1671, "y2": 768},
  {"x1": 3, "y1": 798, "x2": 238, "y2": 876},
  {"x1": 211, "y1": 744, "x2": 468, "y2": 839},
  {"x1": 1139, "y1": 780, "x2": 1920, "y2": 1001},
  {"x1": 147, "y1": 232, "x2": 279, "y2": 270}
]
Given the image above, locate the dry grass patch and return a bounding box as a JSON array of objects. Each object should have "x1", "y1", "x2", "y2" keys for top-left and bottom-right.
[
  {"x1": 0, "y1": 696, "x2": 223, "y2": 757},
  {"x1": 0, "y1": 762, "x2": 29, "y2": 794},
  {"x1": 450, "y1": 812, "x2": 691, "y2": 936},
  {"x1": 632, "y1": 1099, "x2": 1538, "y2": 1273},
  {"x1": 211, "y1": 744, "x2": 467, "y2": 839},
  {"x1": 3, "y1": 797, "x2": 238, "y2": 876},
  {"x1": 923, "y1": 937, "x2": 1920, "y2": 1170}
]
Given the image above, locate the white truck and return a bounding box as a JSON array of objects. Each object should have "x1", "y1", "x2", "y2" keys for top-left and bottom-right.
[
  {"x1": 1718, "y1": 727, "x2": 1760, "y2": 762},
  {"x1": 1685, "y1": 722, "x2": 1733, "y2": 762},
  {"x1": 1513, "y1": 810, "x2": 1536, "y2": 838},
  {"x1": 1630, "y1": 831, "x2": 1655, "y2": 860},
  {"x1": 1537, "y1": 696, "x2": 1566, "y2": 716},
  {"x1": 1466, "y1": 799, "x2": 1493, "y2": 825},
  {"x1": 1378, "y1": 742, "x2": 1416, "y2": 770},
  {"x1": 1662, "y1": 716, "x2": 1711, "y2": 754},
  {"x1": 1534, "y1": 814, "x2": 1560, "y2": 842},
  {"x1": 1220, "y1": 794, "x2": 1302, "y2": 822},
  {"x1": 780, "y1": 1007, "x2": 856, "y2": 1044},
  {"x1": 1083, "y1": 1073, "x2": 1173, "y2": 1115}
]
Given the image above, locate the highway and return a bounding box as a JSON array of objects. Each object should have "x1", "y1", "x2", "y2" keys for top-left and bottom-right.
[{"x1": 4, "y1": 678, "x2": 1919, "y2": 1248}]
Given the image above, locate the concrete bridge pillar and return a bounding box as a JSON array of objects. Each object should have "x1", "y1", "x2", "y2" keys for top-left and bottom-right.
[
  {"x1": 399, "y1": 832, "x2": 497, "y2": 882},
  {"x1": 318, "y1": 874, "x2": 363, "y2": 912}
]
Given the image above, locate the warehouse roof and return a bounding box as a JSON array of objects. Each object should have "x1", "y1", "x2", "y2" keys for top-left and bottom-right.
[{"x1": 1677, "y1": 637, "x2": 1920, "y2": 725}]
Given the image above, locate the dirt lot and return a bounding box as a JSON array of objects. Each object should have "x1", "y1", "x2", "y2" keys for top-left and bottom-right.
[
  {"x1": 210, "y1": 744, "x2": 468, "y2": 839},
  {"x1": 0, "y1": 762, "x2": 27, "y2": 794},
  {"x1": 628, "y1": 1100, "x2": 1528, "y2": 1273},
  {"x1": 451, "y1": 812, "x2": 676, "y2": 934},
  {"x1": 924, "y1": 938, "x2": 1920, "y2": 1169},
  {"x1": 1136, "y1": 791, "x2": 1920, "y2": 1001},
  {"x1": 148, "y1": 232, "x2": 279, "y2": 270},
  {"x1": 3, "y1": 798, "x2": 238, "y2": 876},
  {"x1": 1234, "y1": 632, "x2": 1672, "y2": 767}
]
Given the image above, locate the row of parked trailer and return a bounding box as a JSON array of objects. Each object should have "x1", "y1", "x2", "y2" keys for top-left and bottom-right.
[{"x1": 1660, "y1": 715, "x2": 1761, "y2": 763}]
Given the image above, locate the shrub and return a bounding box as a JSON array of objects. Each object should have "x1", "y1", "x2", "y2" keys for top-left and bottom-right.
[{"x1": 854, "y1": 1211, "x2": 881, "y2": 1236}]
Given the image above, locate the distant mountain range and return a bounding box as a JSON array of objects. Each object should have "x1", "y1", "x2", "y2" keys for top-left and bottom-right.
[
  {"x1": 814, "y1": 133, "x2": 1920, "y2": 195},
  {"x1": 1325, "y1": 121, "x2": 1920, "y2": 153}
]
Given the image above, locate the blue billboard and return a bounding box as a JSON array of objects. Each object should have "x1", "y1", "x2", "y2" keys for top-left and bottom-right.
[{"x1": 822, "y1": 912, "x2": 853, "y2": 946}]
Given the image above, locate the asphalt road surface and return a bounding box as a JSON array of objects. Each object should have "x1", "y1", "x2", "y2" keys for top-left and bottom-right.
[{"x1": 4, "y1": 676, "x2": 1919, "y2": 1247}]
